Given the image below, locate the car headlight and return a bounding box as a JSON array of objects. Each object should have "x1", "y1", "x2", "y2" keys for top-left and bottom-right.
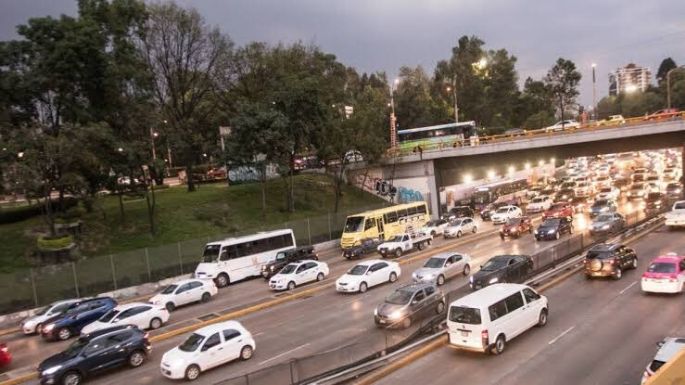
[
  {"x1": 388, "y1": 310, "x2": 404, "y2": 320},
  {"x1": 42, "y1": 365, "x2": 62, "y2": 376},
  {"x1": 548, "y1": 229, "x2": 556, "y2": 234},
  {"x1": 534, "y1": 229, "x2": 538, "y2": 234},
  {"x1": 469, "y1": 276, "x2": 474, "y2": 283},
  {"x1": 601, "y1": 224, "x2": 610, "y2": 230},
  {"x1": 600, "y1": 207, "x2": 609, "y2": 212},
  {"x1": 488, "y1": 277, "x2": 499, "y2": 284},
  {"x1": 374, "y1": 308, "x2": 378, "y2": 316},
  {"x1": 43, "y1": 324, "x2": 55, "y2": 333},
  {"x1": 423, "y1": 274, "x2": 435, "y2": 280}
]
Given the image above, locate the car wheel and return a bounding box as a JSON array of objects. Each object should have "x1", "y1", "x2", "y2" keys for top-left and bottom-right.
[
  {"x1": 631, "y1": 258, "x2": 638, "y2": 269},
  {"x1": 394, "y1": 249, "x2": 402, "y2": 258},
  {"x1": 389, "y1": 272, "x2": 398, "y2": 283},
  {"x1": 463, "y1": 264, "x2": 471, "y2": 276},
  {"x1": 57, "y1": 328, "x2": 71, "y2": 341},
  {"x1": 457, "y1": 231, "x2": 462, "y2": 238},
  {"x1": 427, "y1": 238, "x2": 432, "y2": 245},
  {"x1": 128, "y1": 350, "x2": 146, "y2": 367},
  {"x1": 149, "y1": 317, "x2": 163, "y2": 330},
  {"x1": 437, "y1": 275, "x2": 445, "y2": 286},
  {"x1": 555, "y1": 232, "x2": 560, "y2": 240},
  {"x1": 215, "y1": 273, "x2": 230, "y2": 288},
  {"x1": 201, "y1": 292, "x2": 211, "y2": 303},
  {"x1": 493, "y1": 335, "x2": 506, "y2": 355},
  {"x1": 436, "y1": 301, "x2": 445, "y2": 314},
  {"x1": 185, "y1": 364, "x2": 201, "y2": 381},
  {"x1": 613, "y1": 268, "x2": 623, "y2": 280},
  {"x1": 402, "y1": 317, "x2": 412, "y2": 329},
  {"x1": 359, "y1": 282, "x2": 368, "y2": 293},
  {"x1": 316, "y1": 272, "x2": 325, "y2": 281},
  {"x1": 537, "y1": 309, "x2": 548, "y2": 327},
  {"x1": 287, "y1": 281, "x2": 296, "y2": 290},
  {"x1": 431, "y1": 230, "x2": 436, "y2": 237},
  {"x1": 165, "y1": 302, "x2": 175, "y2": 312},
  {"x1": 240, "y1": 345, "x2": 254, "y2": 360},
  {"x1": 417, "y1": 242, "x2": 424, "y2": 251},
  {"x1": 500, "y1": 234, "x2": 505, "y2": 241},
  {"x1": 62, "y1": 371, "x2": 82, "y2": 385},
  {"x1": 35, "y1": 323, "x2": 43, "y2": 334},
  {"x1": 472, "y1": 226, "x2": 478, "y2": 233}
]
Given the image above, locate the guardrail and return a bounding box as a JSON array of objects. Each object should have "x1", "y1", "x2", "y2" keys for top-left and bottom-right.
[{"x1": 388, "y1": 112, "x2": 685, "y2": 157}]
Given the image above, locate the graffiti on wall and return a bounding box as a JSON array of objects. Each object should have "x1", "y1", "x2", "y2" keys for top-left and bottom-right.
[{"x1": 353, "y1": 174, "x2": 425, "y2": 203}]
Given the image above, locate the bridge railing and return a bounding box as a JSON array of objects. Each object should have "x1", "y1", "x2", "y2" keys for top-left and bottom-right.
[{"x1": 389, "y1": 112, "x2": 685, "y2": 158}]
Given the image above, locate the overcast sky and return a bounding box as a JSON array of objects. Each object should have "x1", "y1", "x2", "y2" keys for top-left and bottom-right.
[{"x1": 2, "y1": 0, "x2": 684, "y2": 108}]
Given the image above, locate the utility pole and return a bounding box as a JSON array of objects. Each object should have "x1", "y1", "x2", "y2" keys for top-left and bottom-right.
[
  {"x1": 389, "y1": 78, "x2": 399, "y2": 149},
  {"x1": 592, "y1": 63, "x2": 597, "y2": 120}
]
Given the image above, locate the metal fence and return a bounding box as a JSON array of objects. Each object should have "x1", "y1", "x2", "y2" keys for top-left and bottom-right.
[
  {"x1": 210, "y1": 207, "x2": 667, "y2": 385},
  {"x1": 0, "y1": 203, "x2": 389, "y2": 314}
]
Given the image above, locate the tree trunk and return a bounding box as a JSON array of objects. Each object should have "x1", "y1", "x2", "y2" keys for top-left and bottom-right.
[
  {"x1": 44, "y1": 187, "x2": 56, "y2": 237},
  {"x1": 261, "y1": 164, "x2": 267, "y2": 220},
  {"x1": 289, "y1": 156, "x2": 295, "y2": 212},
  {"x1": 334, "y1": 162, "x2": 346, "y2": 213},
  {"x1": 142, "y1": 166, "x2": 156, "y2": 236},
  {"x1": 187, "y1": 163, "x2": 196, "y2": 192}
]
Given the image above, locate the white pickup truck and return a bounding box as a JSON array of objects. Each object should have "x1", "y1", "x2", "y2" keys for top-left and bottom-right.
[
  {"x1": 665, "y1": 200, "x2": 685, "y2": 230},
  {"x1": 377, "y1": 232, "x2": 432, "y2": 258}
]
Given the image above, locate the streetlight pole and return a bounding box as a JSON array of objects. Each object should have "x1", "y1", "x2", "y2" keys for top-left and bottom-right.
[
  {"x1": 389, "y1": 78, "x2": 399, "y2": 149},
  {"x1": 591, "y1": 63, "x2": 597, "y2": 120},
  {"x1": 447, "y1": 79, "x2": 458, "y2": 124},
  {"x1": 149, "y1": 127, "x2": 157, "y2": 160},
  {"x1": 667, "y1": 65, "x2": 685, "y2": 110}
]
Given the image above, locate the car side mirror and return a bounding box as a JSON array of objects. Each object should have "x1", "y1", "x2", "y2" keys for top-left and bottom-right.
[
  {"x1": 201, "y1": 345, "x2": 211, "y2": 352},
  {"x1": 657, "y1": 340, "x2": 665, "y2": 348}
]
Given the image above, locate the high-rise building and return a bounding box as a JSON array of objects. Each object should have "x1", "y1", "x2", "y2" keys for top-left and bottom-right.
[{"x1": 609, "y1": 63, "x2": 652, "y2": 96}]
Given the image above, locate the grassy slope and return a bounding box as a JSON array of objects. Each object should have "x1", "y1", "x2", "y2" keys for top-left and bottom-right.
[{"x1": 0, "y1": 174, "x2": 385, "y2": 270}]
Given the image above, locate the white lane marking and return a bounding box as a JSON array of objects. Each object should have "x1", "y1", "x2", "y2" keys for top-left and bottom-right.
[
  {"x1": 258, "y1": 343, "x2": 310, "y2": 365},
  {"x1": 253, "y1": 331, "x2": 265, "y2": 337},
  {"x1": 548, "y1": 326, "x2": 575, "y2": 345},
  {"x1": 620, "y1": 281, "x2": 638, "y2": 295}
]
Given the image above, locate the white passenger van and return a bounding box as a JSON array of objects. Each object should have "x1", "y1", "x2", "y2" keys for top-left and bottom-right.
[
  {"x1": 447, "y1": 283, "x2": 548, "y2": 354},
  {"x1": 194, "y1": 229, "x2": 296, "y2": 287}
]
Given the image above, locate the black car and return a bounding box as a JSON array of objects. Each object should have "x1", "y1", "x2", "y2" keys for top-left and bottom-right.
[
  {"x1": 479, "y1": 202, "x2": 508, "y2": 221},
  {"x1": 261, "y1": 246, "x2": 317, "y2": 279},
  {"x1": 373, "y1": 283, "x2": 445, "y2": 328},
  {"x1": 644, "y1": 192, "x2": 666, "y2": 212},
  {"x1": 38, "y1": 325, "x2": 151, "y2": 385},
  {"x1": 666, "y1": 183, "x2": 683, "y2": 198},
  {"x1": 442, "y1": 206, "x2": 474, "y2": 221},
  {"x1": 41, "y1": 297, "x2": 118, "y2": 341},
  {"x1": 469, "y1": 255, "x2": 534, "y2": 290},
  {"x1": 342, "y1": 238, "x2": 382, "y2": 260},
  {"x1": 534, "y1": 217, "x2": 573, "y2": 241}
]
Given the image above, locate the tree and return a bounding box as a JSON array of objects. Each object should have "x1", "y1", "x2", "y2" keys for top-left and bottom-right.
[
  {"x1": 395, "y1": 66, "x2": 445, "y2": 129},
  {"x1": 544, "y1": 58, "x2": 581, "y2": 127},
  {"x1": 482, "y1": 49, "x2": 519, "y2": 128},
  {"x1": 139, "y1": 2, "x2": 233, "y2": 192},
  {"x1": 656, "y1": 57, "x2": 677, "y2": 85}
]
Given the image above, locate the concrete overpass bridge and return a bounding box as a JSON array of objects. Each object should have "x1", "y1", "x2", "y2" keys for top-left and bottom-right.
[{"x1": 348, "y1": 118, "x2": 685, "y2": 217}]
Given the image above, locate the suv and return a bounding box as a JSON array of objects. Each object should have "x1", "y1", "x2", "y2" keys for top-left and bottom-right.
[
  {"x1": 41, "y1": 297, "x2": 118, "y2": 341},
  {"x1": 261, "y1": 246, "x2": 318, "y2": 279},
  {"x1": 38, "y1": 325, "x2": 151, "y2": 385},
  {"x1": 441, "y1": 206, "x2": 474, "y2": 221},
  {"x1": 373, "y1": 283, "x2": 445, "y2": 328},
  {"x1": 500, "y1": 217, "x2": 533, "y2": 240},
  {"x1": 584, "y1": 243, "x2": 638, "y2": 280},
  {"x1": 543, "y1": 202, "x2": 573, "y2": 220},
  {"x1": 342, "y1": 238, "x2": 382, "y2": 260},
  {"x1": 644, "y1": 192, "x2": 666, "y2": 212},
  {"x1": 641, "y1": 337, "x2": 685, "y2": 384}
]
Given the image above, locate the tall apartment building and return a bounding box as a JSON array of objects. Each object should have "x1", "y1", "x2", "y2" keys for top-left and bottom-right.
[{"x1": 609, "y1": 63, "x2": 652, "y2": 96}]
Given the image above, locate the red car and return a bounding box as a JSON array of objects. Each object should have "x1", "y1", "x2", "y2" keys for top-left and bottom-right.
[
  {"x1": 644, "y1": 108, "x2": 680, "y2": 121},
  {"x1": 500, "y1": 216, "x2": 533, "y2": 240},
  {"x1": 0, "y1": 343, "x2": 11, "y2": 367},
  {"x1": 543, "y1": 202, "x2": 573, "y2": 220}
]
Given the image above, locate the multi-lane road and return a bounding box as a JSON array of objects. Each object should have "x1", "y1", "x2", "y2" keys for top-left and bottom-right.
[
  {"x1": 375, "y1": 227, "x2": 685, "y2": 385},
  {"x1": 0, "y1": 200, "x2": 655, "y2": 385}
]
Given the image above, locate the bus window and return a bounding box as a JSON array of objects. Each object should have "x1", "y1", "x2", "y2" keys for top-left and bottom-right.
[
  {"x1": 202, "y1": 245, "x2": 221, "y2": 262},
  {"x1": 364, "y1": 219, "x2": 375, "y2": 230},
  {"x1": 407, "y1": 206, "x2": 417, "y2": 215},
  {"x1": 283, "y1": 234, "x2": 294, "y2": 247},
  {"x1": 418, "y1": 204, "x2": 428, "y2": 215},
  {"x1": 384, "y1": 211, "x2": 398, "y2": 223},
  {"x1": 397, "y1": 208, "x2": 408, "y2": 219},
  {"x1": 344, "y1": 216, "x2": 365, "y2": 232}
]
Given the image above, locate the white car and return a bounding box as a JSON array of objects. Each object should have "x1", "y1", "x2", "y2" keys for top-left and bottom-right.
[
  {"x1": 526, "y1": 195, "x2": 552, "y2": 213},
  {"x1": 666, "y1": 201, "x2": 685, "y2": 229},
  {"x1": 150, "y1": 279, "x2": 218, "y2": 311},
  {"x1": 160, "y1": 320, "x2": 255, "y2": 381},
  {"x1": 336, "y1": 260, "x2": 400, "y2": 293},
  {"x1": 490, "y1": 206, "x2": 523, "y2": 225},
  {"x1": 421, "y1": 219, "x2": 451, "y2": 237},
  {"x1": 641, "y1": 337, "x2": 685, "y2": 384},
  {"x1": 20, "y1": 299, "x2": 79, "y2": 335},
  {"x1": 596, "y1": 186, "x2": 620, "y2": 201},
  {"x1": 545, "y1": 120, "x2": 580, "y2": 132},
  {"x1": 412, "y1": 252, "x2": 471, "y2": 285},
  {"x1": 81, "y1": 302, "x2": 170, "y2": 335},
  {"x1": 574, "y1": 181, "x2": 594, "y2": 198},
  {"x1": 443, "y1": 217, "x2": 478, "y2": 238},
  {"x1": 269, "y1": 260, "x2": 329, "y2": 290},
  {"x1": 593, "y1": 175, "x2": 612, "y2": 189}
]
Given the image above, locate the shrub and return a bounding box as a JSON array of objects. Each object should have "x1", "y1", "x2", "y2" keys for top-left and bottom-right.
[
  {"x1": 0, "y1": 197, "x2": 78, "y2": 224},
  {"x1": 37, "y1": 235, "x2": 74, "y2": 251}
]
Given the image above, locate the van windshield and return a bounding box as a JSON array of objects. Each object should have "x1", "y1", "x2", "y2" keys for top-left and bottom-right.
[
  {"x1": 202, "y1": 245, "x2": 221, "y2": 263},
  {"x1": 449, "y1": 306, "x2": 482, "y2": 325},
  {"x1": 344, "y1": 216, "x2": 365, "y2": 233}
]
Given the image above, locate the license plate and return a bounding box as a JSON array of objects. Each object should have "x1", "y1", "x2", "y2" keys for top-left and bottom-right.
[
  {"x1": 460, "y1": 331, "x2": 469, "y2": 337},
  {"x1": 379, "y1": 319, "x2": 386, "y2": 324}
]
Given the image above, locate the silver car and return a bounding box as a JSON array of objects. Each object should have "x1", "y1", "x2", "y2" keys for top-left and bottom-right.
[
  {"x1": 412, "y1": 252, "x2": 471, "y2": 285},
  {"x1": 443, "y1": 217, "x2": 477, "y2": 238}
]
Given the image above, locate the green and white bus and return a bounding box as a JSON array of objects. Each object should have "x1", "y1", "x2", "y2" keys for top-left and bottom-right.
[{"x1": 398, "y1": 121, "x2": 476, "y2": 152}]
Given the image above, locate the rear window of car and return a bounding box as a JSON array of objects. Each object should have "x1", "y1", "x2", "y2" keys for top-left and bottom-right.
[
  {"x1": 649, "y1": 360, "x2": 665, "y2": 372},
  {"x1": 449, "y1": 306, "x2": 481, "y2": 325},
  {"x1": 647, "y1": 263, "x2": 676, "y2": 274},
  {"x1": 586, "y1": 250, "x2": 614, "y2": 259}
]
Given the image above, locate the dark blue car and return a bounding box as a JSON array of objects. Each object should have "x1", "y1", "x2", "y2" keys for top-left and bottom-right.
[
  {"x1": 40, "y1": 297, "x2": 117, "y2": 341},
  {"x1": 38, "y1": 325, "x2": 151, "y2": 385}
]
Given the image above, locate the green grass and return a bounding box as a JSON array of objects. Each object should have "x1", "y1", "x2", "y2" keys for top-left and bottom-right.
[{"x1": 0, "y1": 174, "x2": 385, "y2": 270}]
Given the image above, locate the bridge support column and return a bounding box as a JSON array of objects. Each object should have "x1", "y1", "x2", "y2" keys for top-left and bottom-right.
[{"x1": 682, "y1": 143, "x2": 685, "y2": 197}]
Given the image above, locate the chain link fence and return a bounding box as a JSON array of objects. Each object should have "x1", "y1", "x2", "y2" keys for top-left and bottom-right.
[{"x1": 0, "y1": 203, "x2": 388, "y2": 315}]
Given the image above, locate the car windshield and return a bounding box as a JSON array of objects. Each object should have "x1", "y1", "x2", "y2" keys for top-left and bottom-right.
[
  {"x1": 450, "y1": 219, "x2": 464, "y2": 227},
  {"x1": 550, "y1": 204, "x2": 564, "y2": 210},
  {"x1": 542, "y1": 218, "x2": 560, "y2": 226},
  {"x1": 481, "y1": 258, "x2": 508, "y2": 271},
  {"x1": 348, "y1": 265, "x2": 369, "y2": 275},
  {"x1": 279, "y1": 264, "x2": 298, "y2": 275},
  {"x1": 506, "y1": 218, "x2": 522, "y2": 225},
  {"x1": 344, "y1": 216, "x2": 365, "y2": 233},
  {"x1": 161, "y1": 284, "x2": 177, "y2": 295},
  {"x1": 99, "y1": 309, "x2": 120, "y2": 323},
  {"x1": 647, "y1": 193, "x2": 661, "y2": 200},
  {"x1": 390, "y1": 236, "x2": 404, "y2": 242},
  {"x1": 586, "y1": 250, "x2": 615, "y2": 259},
  {"x1": 631, "y1": 184, "x2": 644, "y2": 189},
  {"x1": 202, "y1": 245, "x2": 220, "y2": 263},
  {"x1": 647, "y1": 262, "x2": 676, "y2": 274},
  {"x1": 64, "y1": 337, "x2": 89, "y2": 358},
  {"x1": 600, "y1": 188, "x2": 611, "y2": 193},
  {"x1": 34, "y1": 306, "x2": 50, "y2": 316},
  {"x1": 667, "y1": 184, "x2": 679, "y2": 190},
  {"x1": 426, "y1": 220, "x2": 441, "y2": 227},
  {"x1": 531, "y1": 197, "x2": 545, "y2": 203},
  {"x1": 386, "y1": 289, "x2": 414, "y2": 305},
  {"x1": 179, "y1": 333, "x2": 205, "y2": 352},
  {"x1": 675, "y1": 202, "x2": 685, "y2": 210},
  {"x1": 593, "y1": 200, "x2": 608, "y2": 207},
  {"x1": 596, "y1": 214, "x2": 613, "y2": 222},
  {"x1": 424, "y1": 258, "x2": 446, "y2": 268},
  {"x1": 275, "y1": 251, "x2": 287, "y2": 261},
  {"x1": 449, "y1": 306, "x2": 482, "y2": 325},
  {"x1": 495, "y1": 207, "x2": 509, "y2": 214}
]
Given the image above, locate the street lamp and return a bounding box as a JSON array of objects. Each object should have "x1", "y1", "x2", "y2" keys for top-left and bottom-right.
[
  {"x1": 524, "y1": 162, "x2": 531, "y2": 171},
  {"x1": 591, "y1": 63, "x2": 597, "y2": 120},
  {"x1": 149, "y1": 128, "x2": 158, "y2": 160},
  {"x1": 389, "y1": 78, "x2": 400, "y2": 149},
  {"x1": 446, "y1": 84, "x2": 458, "y2": 123},
  {"x1": 462, "y1": 173, "x2": 473, "y2": 184},
  {"x1": 667, "y1": 65, "x2": 685, "y2": 109}
]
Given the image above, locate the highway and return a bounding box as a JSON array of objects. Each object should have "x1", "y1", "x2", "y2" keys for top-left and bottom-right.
[
  {"x1": 374, "y1": 226, "x2": 685, "y2": 385},
  {"x1": 2, "y1": 199, "x2": 648, "y2": 384}
]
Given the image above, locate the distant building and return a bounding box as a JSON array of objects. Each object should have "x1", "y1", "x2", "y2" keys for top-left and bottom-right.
[{"x1": 609, "y1": 63, "x2": 652, "y2": 96}]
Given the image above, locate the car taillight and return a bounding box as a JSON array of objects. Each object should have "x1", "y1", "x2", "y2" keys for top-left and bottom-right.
[
  {"x1": 144, "y1": 332, "x2": 150, "y2": 340},
  {"x1": 481, "y1": 329, "x2": 489, "y2": 347},
  {"x1": 0, "y1": 345, "x2": 7, "y2": 353},
  {"x1": 607, "y1": 259, "x2": 617, "y2": 265}
]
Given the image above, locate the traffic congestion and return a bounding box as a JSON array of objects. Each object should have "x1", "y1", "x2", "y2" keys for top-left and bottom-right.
[{"x1": 1, "y1": 148, "x2": 683, "y2": 385}]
